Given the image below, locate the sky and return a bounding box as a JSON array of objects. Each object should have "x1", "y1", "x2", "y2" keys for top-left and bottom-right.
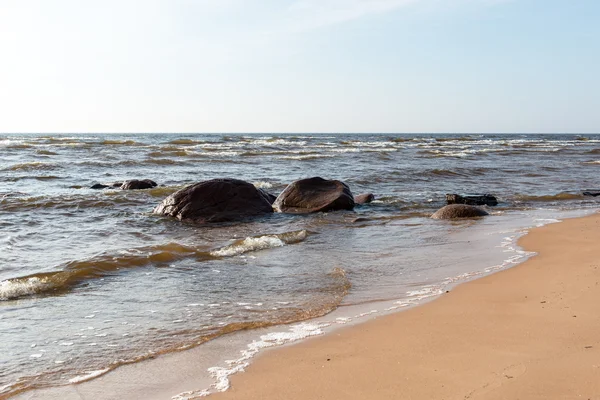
[{"x1": 0, "y1": 0, "x2": 598, "y2": 133}]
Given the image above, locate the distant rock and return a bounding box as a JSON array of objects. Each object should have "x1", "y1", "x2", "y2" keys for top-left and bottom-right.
[
  {"x1": 153, "y1": 178, "x2": 274, "y2": 223},
  {"x1": 446, "y1": 193, "x2": 498, "y2": 206},
  {"x1": 583, "y1": 191, "x2": 600, "y2": 197},
  {"x1": 90, "y1": 183, "x2": 109, "y2": 190},
  {"x1": 90, "y1": 179, "x2": 157, "y2": 190},
  {"x1": 354, "y1": 193, "x2": 375, "y2": 204},
  {"x1": 121, "y1": 179, "x2": 157, "y2": 190},
  {"x1": 431, "y1": 204, "x2": 489, "y2": 220},
  {"x1": 273, "y1": 177, "x2": 355, "y2": 213}
]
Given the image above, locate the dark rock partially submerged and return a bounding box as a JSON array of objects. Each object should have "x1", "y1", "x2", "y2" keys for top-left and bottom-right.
[
  {"x1": 431, "y1": 204, "x2": 489, "y2": 220},
  {"x1": 91, "y1": 179, "x2": 157, "y2": 190},
  {"x1": 121, "y1": 179, "x2": 157, "y2": 190},
  {"x1": 354, "y1": 193, "x2": 375, "y2": 204},
  {"x1": 90, "y1": 183, "x2": 110, "y2": 190},
  {"x1": 273, "y1": 177, "x2": 355, "y2": 213},
  {"x1": 153, "y1": 178, "x2": 274, "y2": 223},
  {"x1": 583, "y1": 191, "x2": 600, "y2": 197},
  {"x1": 446, "y1": 193, "x2": 498, "y2": 206}
]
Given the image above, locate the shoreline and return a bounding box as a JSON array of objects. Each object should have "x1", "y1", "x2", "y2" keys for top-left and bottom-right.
[
  {"x1": 208, "y1": 211, "x2": 600, "y2": 400},
  {"x1": 10, "y1": 209, "x2": 600, "y2": 399}
]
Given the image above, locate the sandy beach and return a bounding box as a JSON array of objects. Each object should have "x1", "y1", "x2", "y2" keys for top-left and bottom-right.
[
  {"x1": 211, "y1": 213, "x2": 600, "y2": 400},
  {"x1": 11, "y1": 212, "x2": 600, "y2": 400}
]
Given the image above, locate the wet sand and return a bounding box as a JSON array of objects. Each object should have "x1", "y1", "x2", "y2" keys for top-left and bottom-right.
[{"x1": 213, "y1": 213, "x2": 600, "y2": 400}]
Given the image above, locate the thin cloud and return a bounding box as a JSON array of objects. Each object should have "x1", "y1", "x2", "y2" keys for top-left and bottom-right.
[{"x1": 283, "y1": 0, "x2": 420, "y2": 32}]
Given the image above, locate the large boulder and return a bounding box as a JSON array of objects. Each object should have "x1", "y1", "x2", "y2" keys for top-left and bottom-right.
[
  {"x1": 121, "y1": 179, "x2": 157, "y2": 190},
  {"x1": 446, "y1": 193, "x2": 498, "y2": 206},
  {"x1": 153, "y1": 178, "x2": 274, "y2": 223},
  {"x1": 354, "y1": 193, "x2": 375, "y2": 204},
  {"x1": 273, "y1": 177, "x2": 355, "y2": 213},
  {"x1": 258, "y1": 189, "x2": 277, "y2": 205},
  {"x1": 431, "y1": 204, "x2": 489, "y2": 220}
]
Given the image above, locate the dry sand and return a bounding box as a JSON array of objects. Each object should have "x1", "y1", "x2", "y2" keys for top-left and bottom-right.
[{"x1": 213, "y1": 213, "x2": 600, "y2": 400}]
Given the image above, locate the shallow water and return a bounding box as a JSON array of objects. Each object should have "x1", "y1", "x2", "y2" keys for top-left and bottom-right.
[{"x1": 1, "y1": 133, "x2": 600, "y2": 397}]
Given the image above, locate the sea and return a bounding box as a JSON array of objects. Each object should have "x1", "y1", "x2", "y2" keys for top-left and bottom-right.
[{"x1": 1, "y1": 133, "x2": 599, "y2": 399}]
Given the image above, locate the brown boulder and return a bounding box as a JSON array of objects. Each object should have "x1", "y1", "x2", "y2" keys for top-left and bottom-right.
[
  {"x1": 431, "y1": 204, "x2": 489, "y2": 220},
  {"x1": 354, "y1": 193, "x2": 375, "y2": 204},
  {"x1": 273, "y1": 177, "x2": 355, "y2": 213},
  {"x1": 153, "y1": 178, "x2": 273, "y2": 223},
  {"x1": 121, "y1": 179, "x2": 157, "y2": 190}
]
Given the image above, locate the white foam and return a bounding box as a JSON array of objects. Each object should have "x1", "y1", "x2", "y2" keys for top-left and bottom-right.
[
  {"x1": 210, "y1": 231, "x2": 307, "y2": 258},
  {"x1": 211, "y1": 236, "x2": 284, "y2": 257},
  {"x1": 69, "y1": 368, "x2": 111, "y2": 384},
  {"x1": 252, "y1": 181, "x2": 273, "y2": 189},
  {"x1": 172, "y1": 322, "x2": 329, "y2": 399},
  {"x1": 0, "y1": 277, "x2": 52, "y2": 300}
]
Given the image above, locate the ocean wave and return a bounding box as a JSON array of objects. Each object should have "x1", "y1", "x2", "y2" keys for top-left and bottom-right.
[
  {"x1": 513, "y1": 192, "x2": 585, "y2": 202},
  {"x1": 5, "y1": 162, "x2": 61, "y2": 171},
  {"x1": 210, "y1": 230, "x2": 308, "y2": 257},
  {"x1": 36, "y1": 150, "x2": 58, "y2": 156},
  {"x1": 100, "y1": 140, "x2": 142, "y2": 146},
  {"x1": 148, "y1": 150, "x2": 190, "y2": 158},
  {"x1": 0, "y1": 243, "x2": 213, "y2": 300},
  {"x1": 144, "y1": 158, "x2": 179, "y2": 165},
  {"x1": 0, "y1": 194, "x2": 144, "y2": 212},
  {"x1": 280, "y1": 154, "x2": 335, "y2": 160},
  {"x1": 68, "y1": 368, "x2": 111, "y2": 384},
  {"x1": 168, "y1": 139, "x2": 201, "y2": 145}
]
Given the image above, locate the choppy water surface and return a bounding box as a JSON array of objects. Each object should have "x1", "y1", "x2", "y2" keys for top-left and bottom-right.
[{"x1": 1, "y1": 133, "x2": 600, "y2": 397}]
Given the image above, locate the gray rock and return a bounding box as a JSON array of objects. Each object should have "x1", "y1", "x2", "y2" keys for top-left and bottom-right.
[{"x1": 431, "y1": 204, "x2": 489, "y2": 220}]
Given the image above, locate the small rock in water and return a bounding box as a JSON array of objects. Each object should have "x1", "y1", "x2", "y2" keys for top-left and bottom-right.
[
  {"x1": 431, "y1": 204, "x2": 489, "y2": 220},
  {"x1": 120, "y1": 179, "x2": 157, "y2": 190},
  {"x1": 582, "y1": 191, "x2": 600, "y2": 197},
  {"x1": 354, "y1": 193, "x2": 375, "y2": 204},
  {"x1": 91, "y1": 179, "x2": 157, "y2": 190},
  {"x1": 90, "y1": 183, "x2": 110, "y2": 190},
  {"x1": 446, "y1": 193, "x2": 498, "y2": 206}
]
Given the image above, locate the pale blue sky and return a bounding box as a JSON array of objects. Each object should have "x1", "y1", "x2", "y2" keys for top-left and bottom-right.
[{"x1": 0, "y1": 0, "x2": 598, "y2": 133}]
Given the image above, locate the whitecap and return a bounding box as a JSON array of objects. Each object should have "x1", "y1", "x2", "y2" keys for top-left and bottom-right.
[
  {"x1": 68, "y1": 368, "x2": 111, "y2": 384},
  {"x1": 210, "y1": 230, "x2": 307, "y2": 257},
  {"x1": 0, "y1": 277, "x2": 52, "y2": 301}
]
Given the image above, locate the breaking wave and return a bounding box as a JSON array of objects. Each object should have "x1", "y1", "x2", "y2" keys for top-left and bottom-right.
[
  {"x1": 0, "y1": 243, "x2": 214, "y2": 301},
  {"x1": 210, "y1": 230, "x2": 308, "y2": 257}
]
